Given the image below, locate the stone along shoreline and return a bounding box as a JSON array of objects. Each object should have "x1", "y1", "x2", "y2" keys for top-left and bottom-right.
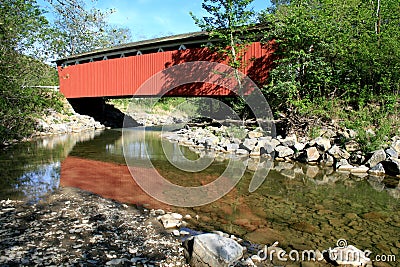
[{"x1": 164, "y1": 124, "x2": 400, "y2": 178}]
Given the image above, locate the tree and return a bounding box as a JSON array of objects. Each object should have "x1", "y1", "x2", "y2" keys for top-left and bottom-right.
[
  {"x1": 190, "y1": 0, "x2": 259, "y2": 118},
  {"x1": 0, "y1": 0, "x2": 134, "y2": 143},
  {"x1": 46, "y1": 0, "x2": 132, "y2": 58},
  {"x1": 261, "y1": 0, "x2": 400, "y2": 110},
  {"x1": 0, "y1": 0, "x2": 61, "y2": 143},
  {"x1": 191, "y1": 0, "x2": 257, "y2": 69}
]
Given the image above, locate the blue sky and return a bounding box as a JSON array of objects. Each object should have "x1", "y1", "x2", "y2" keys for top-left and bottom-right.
[{"x1": 39, "y1": 0, "x2": 272, "y2": 42}]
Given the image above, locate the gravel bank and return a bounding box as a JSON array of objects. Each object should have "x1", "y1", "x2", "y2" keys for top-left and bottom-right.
[{"x1": 0, "y1": 187, "x2": 188, "y2": 267}]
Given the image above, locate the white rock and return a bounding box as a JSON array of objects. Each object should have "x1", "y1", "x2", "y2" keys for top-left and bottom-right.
[
  {"x1": 328, "y1": 145, "x2": 351, "y2": 160},
  {"x1": 328, "y1": 245, "x2": 372, "y2": 266},
  {"x1": 305, "y1": 147, "x2": 320, "y2": 162},
  {"x1": 190, "y1": 233, "x2": 244, "y2": 267},
  {"x1": 172, "y1": 230, "x2": 180, "y2": 236},
  {"x1": 275, "y1": 146, "x2": 294, "y2": 158},
  {"x1": 365, "y1": 149, "x2": 386, "y2": 168},
  {"x1": 293, "y1": 142, "x2": 306, "y2": 151},
  {"x1": 159, "y1": 213, "x2": 183, "y2": 229},
  {"x1": 314, "y1": 137, "x2": 331, "y2": 151}
]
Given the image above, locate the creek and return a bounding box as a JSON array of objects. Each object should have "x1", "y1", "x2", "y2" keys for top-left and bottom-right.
[{"x1": 1, "y1": 127, "x2": 399, "y2": 263}]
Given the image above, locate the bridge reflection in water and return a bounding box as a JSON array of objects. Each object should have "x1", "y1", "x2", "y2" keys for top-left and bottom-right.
[{"x1": 60, "y1": 127, "x2": 230, "y2": 209}]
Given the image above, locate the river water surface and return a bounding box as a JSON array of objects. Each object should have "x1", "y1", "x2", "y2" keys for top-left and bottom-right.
[{"x1": 1, "y1": 128, "x2": 399, "y2": 265}]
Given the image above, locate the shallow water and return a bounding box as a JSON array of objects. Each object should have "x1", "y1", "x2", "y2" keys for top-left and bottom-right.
[{"x1": 1, "y1": 128, "x2": 399, "y2": 265}]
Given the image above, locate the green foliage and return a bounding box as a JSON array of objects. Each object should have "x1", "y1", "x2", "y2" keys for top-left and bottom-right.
[
  {"x1": 299, "y1": 95, "x2": 400, "y2": 152},
  {"x1": 261, "y1": 0, "x2": 400, "y2": 111},
  {"x1": 47, "y1": 0, "x2": 132, "y2": 58},
  {"x1": 308, "y1": 126, "x2": 321, "y2": 139},
  {"x1": 191, "y1": 0, "x2": 257, "y2": 69},
  {"x1": 342, "y1": 99, "x2": 400, "y2": 152},
  {"x1": 0, "y1": 0, "x2": 63, "y2": 144},
  {"x1": 191, "y1": 0, "x2": 260, "y2": 120},
  {"x1": 0, "y1": 0, "x2": 132, "y2": 144},
  {"x1": 0, "y1": 0, "x2": 52, "y2": 57},
  {"x1": 110, "y1": 97, "x2": 200, "y2": 118}
]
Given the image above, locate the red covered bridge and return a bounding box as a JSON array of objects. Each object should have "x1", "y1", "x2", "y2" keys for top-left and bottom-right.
[{"x1": 56, "y1": 31, "x2": 275, "y2": 98}]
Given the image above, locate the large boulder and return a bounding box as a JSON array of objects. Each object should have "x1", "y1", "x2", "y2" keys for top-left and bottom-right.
[
  {"x1": 328, "y1": 145, "x2": 351, "y2": 160},
  {"x1": 260, "y1": 141, "x2": 275, "y2": 155},
  {"x1": 189, "y1": 233, "x2": 244, "y2": 267},
  {"x1": 391, "y1": 139, "x2": 400, "y2": 154},
  {"x1": 259, "y1": 139, "x2": 279, "y2": 155},
  {"x1": 225, "y1": 143, "x2": 239, "y2": 153},
  {"x1": 204, "y1": 135, "x2": 219, "y2": 147},
  {"x1": 297, "y1": 147, "x2": 320, "y2": 163},
  {"x1": 368, "y1": 163, "x2": 386, "y2": 176},
  {"x1": 385, "y1": 147, "x2": 399, "y2": 159},
  {"x1": 345, "y1": 140, "x2": 360, "y2": 152},
  {"x1": 275, "y1": 146, "x2": 294, "y2": 158},
  {"x1": 305, "y1": 147, "x2": 320, "y2": 162},
  {"x1": 314, "y1": 137, "x2": 332, "y2": 151},
  {"x1": 279, "y1": 134, "x2": 297, "y2": 147},
  {"x1": 293, "y1": 142, "x2": 306, "y2": 152},
  {"x1": 365, "y1": 149, "x2": 386, "y2": 168},
  {"x1": 241, "y1": 138, "x2": 258, "y2": 152}
]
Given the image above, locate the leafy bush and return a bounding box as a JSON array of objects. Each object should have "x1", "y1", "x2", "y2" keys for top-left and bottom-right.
[{"x1": 261, "y1": 0, "x2": 400, "y2": 111}]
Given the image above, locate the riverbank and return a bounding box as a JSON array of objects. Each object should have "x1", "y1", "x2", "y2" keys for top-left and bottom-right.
[
  {"x1": 0, "y1": 187, "x2": 188, "y2": 266},
  {"x1": 33, "y1": 97, "x2": 105, "y2": 136},
  {"x1": 1, "y1": 97, "x2": 105, "y2": 147},
  {"x1": 34, "y1": 108, "x2": 105, "y2": 136},
  {"x1": 164, "y1": 122, "x2": 400, "y2": 178}
]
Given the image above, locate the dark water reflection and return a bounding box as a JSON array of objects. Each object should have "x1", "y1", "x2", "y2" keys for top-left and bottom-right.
[{"x1": 1, "y1": 128, "x2": 399, "y2": 263}]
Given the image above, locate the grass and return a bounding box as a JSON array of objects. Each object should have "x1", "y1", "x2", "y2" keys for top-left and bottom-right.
[{"x1": 297, "y1": 95, "x2": 400, "y2": 152}]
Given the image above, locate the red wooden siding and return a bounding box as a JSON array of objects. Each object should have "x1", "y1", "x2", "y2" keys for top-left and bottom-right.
[{"x1": 58, "y1": 42, "x2": 275, "y2": 98}]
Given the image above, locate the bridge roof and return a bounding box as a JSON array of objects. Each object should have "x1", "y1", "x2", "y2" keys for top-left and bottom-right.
[{"x1": 56, "y1": 31, "x2": 211, "y2": 66}]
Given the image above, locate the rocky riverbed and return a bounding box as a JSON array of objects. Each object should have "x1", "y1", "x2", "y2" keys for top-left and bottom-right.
[
  {"x1": 2, "y1": 187, "x2": 381, "y2": 267},
  {"x1": 0, "y1": 187, "x2": 188, "y2": 267}
]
